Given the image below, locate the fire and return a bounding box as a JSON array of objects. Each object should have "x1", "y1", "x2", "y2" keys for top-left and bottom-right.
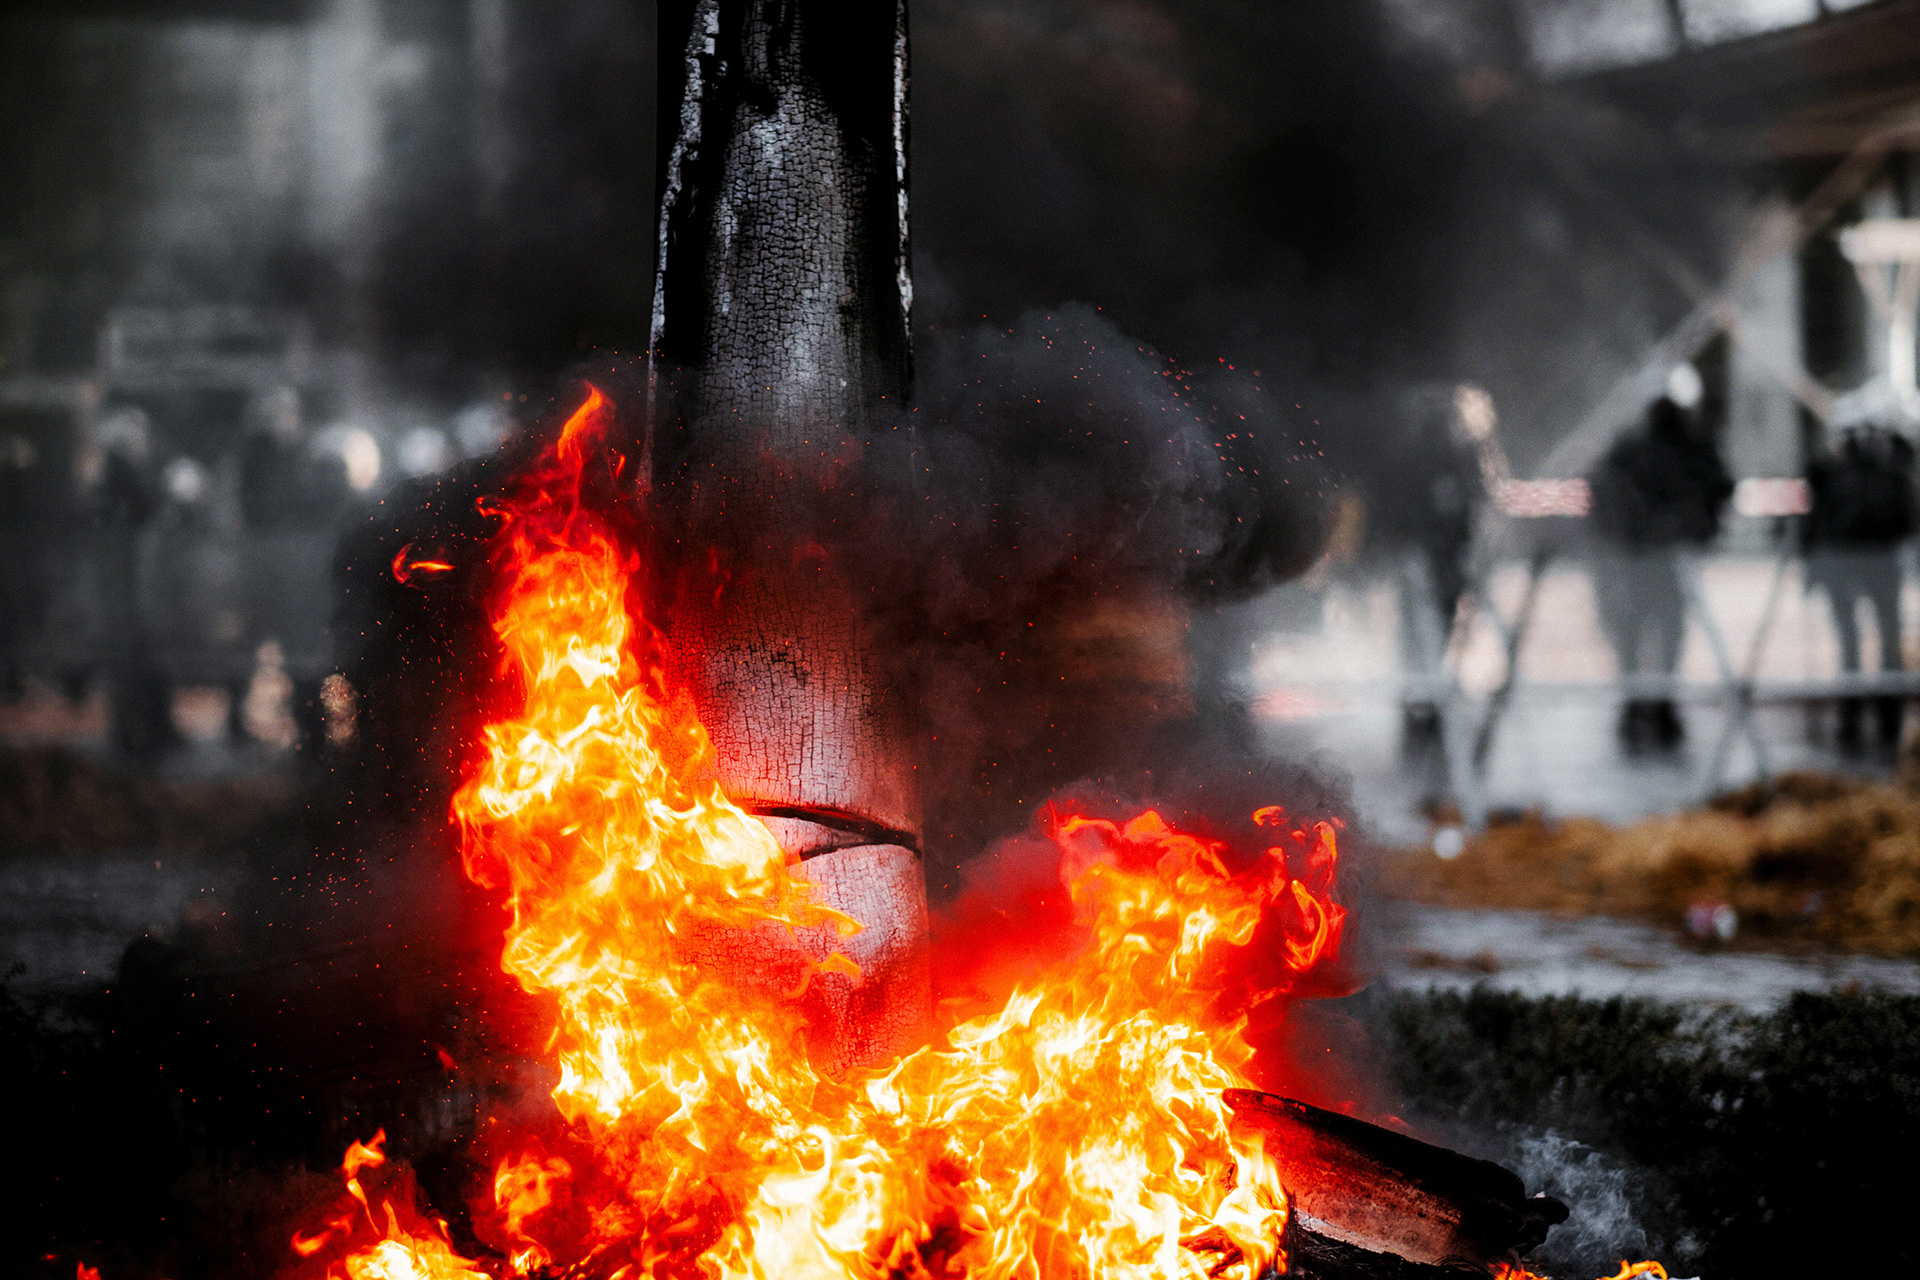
[
  {"x1": 1496, "y1": 1264, "x2": 1668, "y2": 1280},
  {"x1": 391, "y1": 544, "x2": 456, "y2": 584},
  {"x1": 289, "y1": 1131, "x2": 489, "y2": 1280},
  {"x1": 299, "y1": 387, "x2": 1347, "y2": 1280}
]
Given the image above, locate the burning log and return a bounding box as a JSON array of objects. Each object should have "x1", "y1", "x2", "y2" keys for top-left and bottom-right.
[
  {"x1": 647, "y1": 0, "x2": 926, "y2": 1073},
  {"x1": 1228, "y1": 1091, "x2": 1568, "y2": 1278}
]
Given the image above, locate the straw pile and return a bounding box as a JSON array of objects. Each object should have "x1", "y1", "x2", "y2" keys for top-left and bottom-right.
[{"x1": 1384, "y1": 772, "x2": 1920, "y2": 955}]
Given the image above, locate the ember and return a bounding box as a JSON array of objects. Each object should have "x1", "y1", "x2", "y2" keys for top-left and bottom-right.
[{"x1": 287, "y1": 387, "x2": 1345, "y2": 1280}]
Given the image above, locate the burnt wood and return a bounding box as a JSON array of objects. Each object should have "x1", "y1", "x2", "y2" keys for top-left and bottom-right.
[
  {"x1": 1227, "y1": 1090, "x2": 1568, "y2": 1274},
  {"x1": 647, "y1": 0, "x2": 920, "y2": 836},
  {"x1": 648, "y1": 0, "x2": 929, "y2": 1071},
  {"x1": 1279, "y1": 1221, "x2": 1489, "y2": 1280},
  {"x1": 652, "y1": 0, "x2": 910, "y2": 452}
]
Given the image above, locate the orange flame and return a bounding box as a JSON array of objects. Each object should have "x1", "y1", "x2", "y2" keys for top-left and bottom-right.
[
  {"x1": 332, "y1": 1207, "x2": 490, "y2": 1280},
  {"x1": 290, "y1": 1130, "x2": 488, "y2": 1280},
  {"x1": 1496, "y1": 1264, "x2": 1668, "y2": 1280},
  {"x1": 391, "y1": 544, "x2": 455, "y2": 585},
  {"x1": 317, "y1": 386, "x2": 1350, "y2": 1280}
]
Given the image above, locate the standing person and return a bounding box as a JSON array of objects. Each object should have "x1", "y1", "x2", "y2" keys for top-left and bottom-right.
[
  {"x1": 0, "y1": 432, "x2": 40, "y2": 700},
  {"x1": 1804, "y1": 422, "x2": 1916, "y2": 750},
  {"x1": 1365, "y1": 388, "x2": 1485, "y2": 750},
  {"x1": 87, "y1": 405, "x2": 174, "y2": 757},
  {"x1": 1586, "y1": 390, "x2": 1732, "y2": 752}
]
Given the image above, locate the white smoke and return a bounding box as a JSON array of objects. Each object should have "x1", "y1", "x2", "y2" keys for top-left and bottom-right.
[{"x1": 1511, "y1": 1131, "x2": 1652, "y2": 1267}]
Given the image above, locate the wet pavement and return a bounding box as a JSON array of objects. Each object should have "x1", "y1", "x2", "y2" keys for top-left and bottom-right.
[
  {"x1": 1374, "y1": 902, "x2": 1920, "y2": 1012},
  {"x1": 7, "y1": 835, "x2": 1918, "y2": 1013},
  {"x1": 1247, "y1": 554, "x2": 1917, "y2": 845}
]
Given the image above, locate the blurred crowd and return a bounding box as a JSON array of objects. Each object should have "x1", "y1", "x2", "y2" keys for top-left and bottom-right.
[
  {"x1": 0, "y1": 384, "x2": 511, "y2": 760},
  {"x1": 10, "y1": 359, "x2": 1920, "y2": 779},
  {"x1": 1354, "y1": 367, "x2": 1920, "y2": 764}
]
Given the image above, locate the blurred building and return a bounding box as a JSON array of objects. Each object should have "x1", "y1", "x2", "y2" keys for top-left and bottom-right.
[
  {"x1": 0, "y1": 0, "x2": 650, "y2": 742},
  {"x1": 1384, "y1": 0, "x2": 1920, "y2": 517},
  {"x1": 1569, "y1": 0, "x2": 1920, "y2": 488}
]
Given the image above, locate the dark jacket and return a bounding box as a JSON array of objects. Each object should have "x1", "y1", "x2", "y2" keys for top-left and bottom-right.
[
  {"x1": 1365, "y1": 405, "x2": 1481, "y2": 558},
  {"x1": 1587, "y1": 398, "x2": 1731, "y2": 552},
  {"x1": 1804, "y1": 426, "x2": 1916, "y2": 550}
]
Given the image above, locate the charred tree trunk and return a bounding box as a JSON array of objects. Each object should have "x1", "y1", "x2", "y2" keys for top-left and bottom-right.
[
  {"x1": 652, "y1": 0, "x2": 911, "y2": 443},
  {"x1": 649, "y1": 0, "x2": 927, "y2": 1073}
]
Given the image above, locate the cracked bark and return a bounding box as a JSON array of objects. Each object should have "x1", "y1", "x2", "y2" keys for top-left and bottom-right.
[{"x1": 650, "y1": 0, "x2": 927, "y2": 1073}]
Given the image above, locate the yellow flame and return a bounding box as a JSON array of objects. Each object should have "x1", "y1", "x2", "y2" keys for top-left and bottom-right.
[{"x1": 319, "y1": 388, "x2": 1348, "y2": 1280}]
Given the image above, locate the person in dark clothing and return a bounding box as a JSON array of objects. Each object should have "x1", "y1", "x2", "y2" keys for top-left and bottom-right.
[
  {"x1": 1804, "y1": 423, "x2": 1916, "y2": 749},
  {"x1": 238, "y1": 385, "x2": 309, "y2": 531},
  {"x1": 1365, "y1": 389, "x2": 1484, "y2": 749},
  {"x1": 1586, "y1": 395, "x2": 1732, "y2": 751},
  {"x1": 88, "y1": 406, "x2": 176, "y2": 757},
  {"x1": 0, "y1": 433, "x2": 43, "y2": 700}
]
